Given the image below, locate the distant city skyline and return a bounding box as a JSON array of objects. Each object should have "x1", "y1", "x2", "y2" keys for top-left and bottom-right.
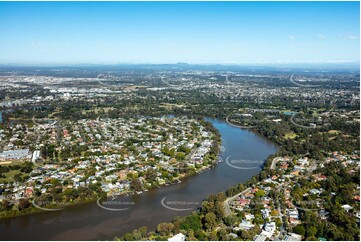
[{"x1": 0, "y1": 1, "x2": 359, "y2": 65}]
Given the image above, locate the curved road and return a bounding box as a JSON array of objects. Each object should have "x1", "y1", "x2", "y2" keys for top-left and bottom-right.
[{"x1": 225, "y1": 114, "x2": 256, "y2": 129}]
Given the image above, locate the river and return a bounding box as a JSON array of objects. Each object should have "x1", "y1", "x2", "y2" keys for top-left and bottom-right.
[{"x1": 0, "y1": 118, "x2": 278, "y2": 240}]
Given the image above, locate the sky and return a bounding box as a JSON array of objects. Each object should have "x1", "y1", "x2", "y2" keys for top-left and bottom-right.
[{"x1": 0, "y1": 1, "x2": 359, "y2": 65}]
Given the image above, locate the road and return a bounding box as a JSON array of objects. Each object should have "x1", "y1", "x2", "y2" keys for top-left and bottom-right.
[
  {"x1": 290, "y1": 113, "x2": 317, "y2": 129},
  {"x1": 225, "y1": 114, "x2": 256, "y2": 129},
  {"x1": 270, "y1": 157, "x2": 283, "y2": 170},
  {"x1": 223, "y1": 187, "x2": 252, "y2": 216},
  {"x1": 160, "y1": 76, "x2": 171, "y2": 86},
  {"x1": 289, "y1": 73, "x2": 319, "y2": 88}
]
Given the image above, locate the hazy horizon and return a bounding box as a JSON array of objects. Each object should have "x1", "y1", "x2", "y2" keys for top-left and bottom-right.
[{"x1": 0, "y1": 61, "x2": 359, "y2": 69}]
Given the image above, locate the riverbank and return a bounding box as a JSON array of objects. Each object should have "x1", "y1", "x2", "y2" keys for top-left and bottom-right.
[
  {"x1": 0, "y1": 156, "x2": 222, "y2": 221},
  {"x1": 115, "y1": 117, "x2": 280, "y2": 240},
  {"x1": 0, "y1": 117, "x2": 222, "y2": 221},
  {"x1": 0, "y1": 195, "x2": 99, "y2": 220},
  {"x1": 0, "y1": 117, "x2": 278, "y2": 240}
]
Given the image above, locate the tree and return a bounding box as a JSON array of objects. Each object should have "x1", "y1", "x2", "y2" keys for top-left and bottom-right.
[
  {"x1": 157, "y1": 222, "x2": 174, "y2": 236},
  {"x1": 271, "y1": 210, "x2": 279, "y2": 216},
  {"x1": 139, "y1": 226, "x2": 148, "y2": 238},
  {"x1": 293, "y1": 224, "x2": 305, "y2": 237},
  {"x1": 131, "y1": 229, "x2": 142, "y2": 240},
  {"x1": 64, "y1": 188, "x2": 79, "y2": 201},
  {"x1": 306, "y1": 226, "x2": 317, "y2": 238},
  {"x1": 224, "y1": 215, "x2": 238, "y2": 227},
  {"x1": 214, "y1": 201, "x2": 225, "y2": 220},
  {"x1": 1, "y1": 199, "x2": 12, "y2": 211},
  {"x1": 275, "y1": 218, "x2": 282, "y2": 227},
  {"x1": 130, "y1": 178, "x2": 142, "y2": 191},
  {"x1": 36, "y1": 193, "x2": 53, "y2": 206},
  {"x1": 180, "y1": 212, "x2": 202, "y2": 231},
  {"x1": 204, "y1": 212, "x2": 217, "y2": 230},
  {"x1": 122, "y1": 233, "x2": 134, "y2": 241},
  {"x1": 209, "y1": 231, "x2": 218, "y2": 241},
  {"x1": 253, "y1": 214, "x2": 264, "y2": 225},
  {"x1": 18, "y1": 199, "x2": 30, "y2": 211},
  {"x1": 14, "y1": 173, "x2": 23, "y2": 182},
  {"x1": 255, "y1": 189, "x2": 265, "y2": 198},
  {"x1": 201, "y1": 201, "x2": 215, "y2": 214},
  {"x1": 145, "y1": 169, "x2": 157, "y2": 181},
  {"x1": 20, "y1": 162, "x2": 33, "y2": 173},
  {"x1": 194, "y1": 229, "x2": 206, "y2": 241},
  {"x1": 217, "y1": 229, "x2": 229, "y2": 241},
  {"x1": 187, "y1": 229, "x2": 197, "y2": 241}
]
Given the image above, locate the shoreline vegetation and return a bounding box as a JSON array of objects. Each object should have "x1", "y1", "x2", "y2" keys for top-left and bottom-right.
[
  {"x1": 0, "y1": 195, "x2": 99, "y2": 220},
  {"x1": 0, "y1": 117, "x2": 222, "y2": 220},
  {"x1": 115, "y1": 119, "x2": 280, "y2": 241},
  {"x1": 115, "y1": 111, "x2": 359, "y2": 241}
]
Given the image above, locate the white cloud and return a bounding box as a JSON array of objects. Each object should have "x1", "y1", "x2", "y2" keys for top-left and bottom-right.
[
  {"x1": 339, "y1": 34, "x2": 359, "y2": 40},
  {"x1": 288, "y1": 35, "x2": 296, "y2": 40},
  {"x1": 31, "y1": 40, "x2": 49, "y2": 51},
  {"x1": 317, "y1": 34, "x2": 325, "y2": 39},
  {"x1": 348, "y1": 35, "x2": 359, "y2": 40}
]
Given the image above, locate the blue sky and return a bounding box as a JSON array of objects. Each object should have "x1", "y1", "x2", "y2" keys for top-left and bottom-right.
[{"x1": 0, "y1": 1, "x2": 359, "y2": 65}]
